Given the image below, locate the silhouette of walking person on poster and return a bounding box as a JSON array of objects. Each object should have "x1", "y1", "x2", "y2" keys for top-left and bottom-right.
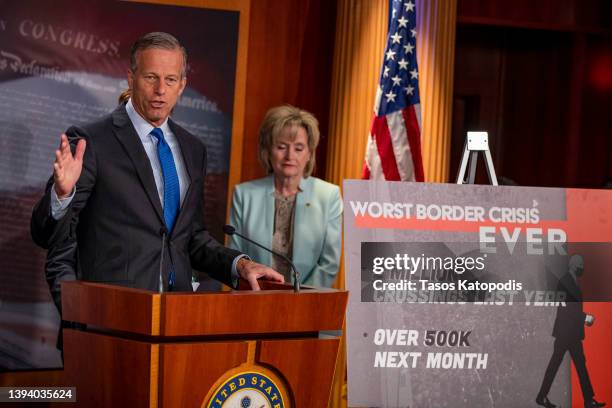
[{"x1": 536, "y1": 255, "x2": 605, "y2": 408}]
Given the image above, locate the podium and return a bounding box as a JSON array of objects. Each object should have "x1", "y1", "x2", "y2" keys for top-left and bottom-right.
[{"x1": 61, "y1": 280, "x2": 348, "y2": 407}]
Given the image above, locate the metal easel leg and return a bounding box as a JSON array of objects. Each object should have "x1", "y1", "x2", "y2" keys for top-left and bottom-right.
[
  {"x1": 455, "y1": 132, "x2": 498, "y2": 186},
  {"x1": 456, "y1": 141, "x2": 470, "y2": 184},
  {"x1": 483, "y1": 149, "x2": 498, "y2": 186}
]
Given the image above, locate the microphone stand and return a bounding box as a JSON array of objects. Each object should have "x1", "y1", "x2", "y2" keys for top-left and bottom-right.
[{"x1": 158, "y1": 227, "x2": 168, "y2": 293}]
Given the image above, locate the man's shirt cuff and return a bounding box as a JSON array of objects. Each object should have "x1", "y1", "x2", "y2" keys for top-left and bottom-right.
[
  {"x1": 50, "y1": 184, "x2": 76, "y2": 220},
  {"x1": 231, "y1": 254, "x2": 250, "y2": 288}
]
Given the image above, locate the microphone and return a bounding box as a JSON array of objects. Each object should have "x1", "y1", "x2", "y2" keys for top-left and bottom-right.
[
  {"x1": 223, "y1": 225, "x2": 300, "y2": 292},
  {"x1": 158, "y1": 226, "x2": 168, "y2": 293}
]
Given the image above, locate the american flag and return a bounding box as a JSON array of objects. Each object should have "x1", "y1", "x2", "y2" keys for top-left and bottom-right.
[{"x1": 362, "y1": 0, "x2": 424, "y2": 181}]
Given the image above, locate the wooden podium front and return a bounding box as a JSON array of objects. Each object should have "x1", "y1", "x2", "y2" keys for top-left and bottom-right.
[{"x1": 61, "y1": 280, "x2": 348, "y2": 407}]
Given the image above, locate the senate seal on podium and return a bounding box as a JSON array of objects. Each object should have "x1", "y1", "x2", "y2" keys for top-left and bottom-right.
[{"x1": 205, "y1": 370, "x2": 289, "y2": 408}]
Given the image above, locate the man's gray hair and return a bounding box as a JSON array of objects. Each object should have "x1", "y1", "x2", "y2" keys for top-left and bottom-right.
[{"x1": 130, "y1": 32, "x2": 188, "y2": 78}]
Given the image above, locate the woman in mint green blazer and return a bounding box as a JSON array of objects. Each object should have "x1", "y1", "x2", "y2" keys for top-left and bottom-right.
[{"x1": 229, "y1": 105, "x2": 342, "y2": 288}]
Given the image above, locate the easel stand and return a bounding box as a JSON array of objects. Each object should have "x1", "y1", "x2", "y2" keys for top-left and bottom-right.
[{"x1": 456, "y1": 131, "x2": 498, "y2": 185}]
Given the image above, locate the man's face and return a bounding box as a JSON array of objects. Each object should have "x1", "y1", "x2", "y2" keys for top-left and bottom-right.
[{"x1": 128, "y1": 48, "x2": 186, "y2": 126}]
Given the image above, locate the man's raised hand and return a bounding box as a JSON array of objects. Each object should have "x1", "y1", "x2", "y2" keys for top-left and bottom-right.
[{"x1": 53, "y1": 134, "x2": 86, "y2": 198}]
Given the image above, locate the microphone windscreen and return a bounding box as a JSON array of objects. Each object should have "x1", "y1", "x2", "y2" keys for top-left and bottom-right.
[{"x1": 222, "y1": 225, "x2": 235, "y2": 235}]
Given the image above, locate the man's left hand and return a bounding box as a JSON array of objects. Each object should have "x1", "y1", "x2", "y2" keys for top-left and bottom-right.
[
  {"x1": 237, "y1": 259, "x2": 284, "y2": 290},
  {"x1": 585, "y1": 314, "x2": 595, "y2": 326}
]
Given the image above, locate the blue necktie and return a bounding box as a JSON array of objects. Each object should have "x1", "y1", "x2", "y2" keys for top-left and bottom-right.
[{"x1": 150, "y1": 127, "x2": 180, "y2": 289}]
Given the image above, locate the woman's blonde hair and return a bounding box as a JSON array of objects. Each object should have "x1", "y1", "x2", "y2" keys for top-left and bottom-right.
[
  {"x1": 258, "y1": 105, "x2": 320, "y2": 177},
  {"x1": 118, "y1": 89, "x2": 131, "y2": 105}
]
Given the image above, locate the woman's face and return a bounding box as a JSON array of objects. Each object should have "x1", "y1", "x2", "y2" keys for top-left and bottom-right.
[{"x1": 270, "y1": 126, "x2": 311, "y2": 179}]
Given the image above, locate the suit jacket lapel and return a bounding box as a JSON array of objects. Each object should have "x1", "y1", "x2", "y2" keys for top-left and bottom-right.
[
  {"x1": 259, "y1": 176, "x2": 275, "y2": 266},
  {"x1": 169, "y1": 120, "x2": 194, "y2": 186},
  {"x1": 168, "y1": 120, "x2": 195, "y2": 234},
  {"x1": 111, "y1": 106, "x2": 164, "y2": 225},
  {"x1": 292, "y1": 177, "x2": 311, "y2": 282}
]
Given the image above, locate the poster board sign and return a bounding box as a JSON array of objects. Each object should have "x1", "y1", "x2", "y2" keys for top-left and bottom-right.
[{"x1": 344, "y1": 180, "x2": 611, "y2": 407}]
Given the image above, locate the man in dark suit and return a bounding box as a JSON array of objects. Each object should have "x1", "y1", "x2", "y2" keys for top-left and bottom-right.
[
  {"x1": 536, "y1": 255, "x2": 605, "y2": 408},
  {"x1": 31, "y1": 32, "x2": 283, "y2": 293}
]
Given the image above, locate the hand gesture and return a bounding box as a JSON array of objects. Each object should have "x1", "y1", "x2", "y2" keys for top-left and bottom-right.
[
  {"x1": 237, "y1": 259, "x2": 284, "y2": 290},
  {"x1": 585, "y1": 314, "x2": 595, "y2": 327},
  {"x1": 53, "y1": 134, "x2": 86, "y2": 198}
]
